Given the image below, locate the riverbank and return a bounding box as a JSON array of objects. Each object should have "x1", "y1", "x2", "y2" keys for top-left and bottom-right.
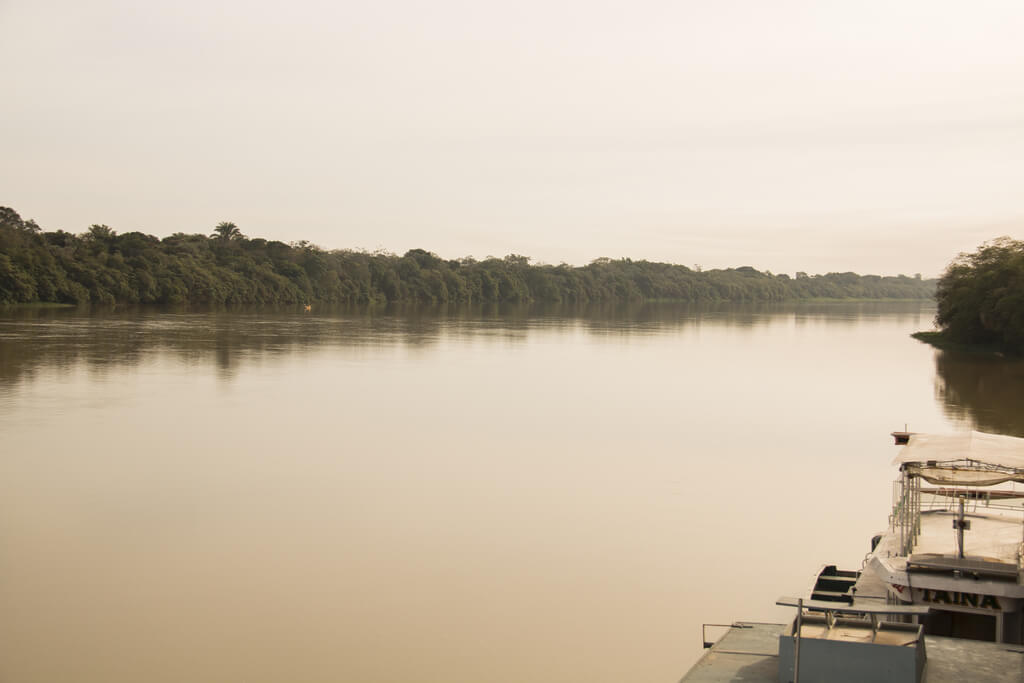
[
  {"x1": 2, "y1": 206, "x2": 938, "y2": 307},
  {"x1": 0, "y1": 302, "x2": 75, "y2": 309},
  {"x1": 911, "y1": 331, "x2": 1015, "y2": 356}
]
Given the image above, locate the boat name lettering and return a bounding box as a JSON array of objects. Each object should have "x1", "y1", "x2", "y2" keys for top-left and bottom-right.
[{"x1": 919, "y1": 589, "x2": 1001, "y2": 610}]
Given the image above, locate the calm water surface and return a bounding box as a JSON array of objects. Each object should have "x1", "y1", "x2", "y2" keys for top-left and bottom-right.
[{"x1": 2, "y1": 302, "x2": 1023, "y2": 683}]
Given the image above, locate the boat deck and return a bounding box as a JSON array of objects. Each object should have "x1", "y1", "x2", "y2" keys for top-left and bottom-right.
[
  {"x1": 679, "y1": 622, "x2": 1024, "y2": 682},
  {"x1": 851, "y1": 558, "x2": 894, "y2": 605},
  {"x1": 924, "y1": 508, "x2": 1021, "y2": 560}
]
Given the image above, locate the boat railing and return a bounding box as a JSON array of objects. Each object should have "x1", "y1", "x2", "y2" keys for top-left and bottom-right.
[
  {"x1": 889, "y1": 470, "x2": 921, "y2": 556},
  {"x1": 891, "y1": 470, "x2": 1024, "y2": 558},
  {"x1": 918, "y1": 491, "x2": 1024, "y2": 514}
]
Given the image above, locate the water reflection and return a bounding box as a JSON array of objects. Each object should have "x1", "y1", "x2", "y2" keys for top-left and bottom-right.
[
  {"x1": 1, "y1": 301, "x2": 932, "y2": 388},
  {"x1": 0, "y1": 299, "x2": 989, "y2": 683},
  {"x1": 933, "y1": 349, "x2": 1024, "y2": 437}
]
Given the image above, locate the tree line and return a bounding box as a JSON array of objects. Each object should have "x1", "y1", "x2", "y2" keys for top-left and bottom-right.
[
  {"x1": 0, "y1": 207, "x2": 936, "y2": 306},
  {"x1": 931, "y1": 237, "x2": 1024, "y2": 354}
]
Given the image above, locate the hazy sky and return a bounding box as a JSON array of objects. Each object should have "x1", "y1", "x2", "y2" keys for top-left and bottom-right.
[{"x1": 3, "y1": 1, "x2": 1023, "y2": 276}]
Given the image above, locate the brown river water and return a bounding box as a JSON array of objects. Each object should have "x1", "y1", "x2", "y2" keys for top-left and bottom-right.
[{"x1": 1, "y1": 302, "x2": 1022, "y2": 682}]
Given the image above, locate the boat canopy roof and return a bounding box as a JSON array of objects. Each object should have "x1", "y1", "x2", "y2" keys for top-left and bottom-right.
[{"x1": 893, "y1": 431, "x2": 1024, "y2": 485}]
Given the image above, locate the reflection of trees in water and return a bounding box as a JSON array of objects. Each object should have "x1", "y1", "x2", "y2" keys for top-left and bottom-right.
[
  {"x1": 0, "y1": 309, "x2": 366, "y2": 386},
  {"x1": 0, "y1": 301, "x2": 932, "y2": 387},
  {"x1": 933, "y1": 350, "x2": 1024, "y2": 437}
]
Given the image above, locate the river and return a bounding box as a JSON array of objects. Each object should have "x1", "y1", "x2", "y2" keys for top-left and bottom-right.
[{"x1": 1, "y1": 302, "x2": 1022, "y2": 682}]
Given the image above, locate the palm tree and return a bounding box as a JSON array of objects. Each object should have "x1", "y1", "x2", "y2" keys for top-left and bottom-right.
[{"x1": 211, "y1": 221, "x2": 242, "y2": 241}]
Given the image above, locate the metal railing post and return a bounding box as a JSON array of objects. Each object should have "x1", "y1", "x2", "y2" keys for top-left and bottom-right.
[{"x1": 793, "y1": 598, "x2": 802, "y2": 683}]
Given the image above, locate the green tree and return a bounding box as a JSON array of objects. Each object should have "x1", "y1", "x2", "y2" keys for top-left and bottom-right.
[
  {"x1": 935, "y1": 237, "x2": 1024, "y2": 353},
  {"x1": 0, "y1": 204, "x2": 939, "y2": 308},
  {"x1": 212, "y1": 221, "x2": 242, "y2": 241}
]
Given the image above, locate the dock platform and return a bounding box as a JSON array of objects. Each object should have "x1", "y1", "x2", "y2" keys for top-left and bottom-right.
[{"x1": 680, "y1": 622, "x2": 1024, "y2": 682}]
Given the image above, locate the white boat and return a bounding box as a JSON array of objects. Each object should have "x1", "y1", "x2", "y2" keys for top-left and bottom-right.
[
  {"x1": 858, "y1": 430, "x2": 1024, "y2": 644},
  {"x1": 805, "y1": 431, "x2": 1024, "y2": 644},
  {"x1": 681, "y1": 430, "x2": 1024, "y2": 682}
]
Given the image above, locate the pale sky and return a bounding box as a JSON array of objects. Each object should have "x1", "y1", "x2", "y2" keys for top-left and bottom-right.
[{"x1": 3, "y1": 0, "x2": 1023, "y2": 277}]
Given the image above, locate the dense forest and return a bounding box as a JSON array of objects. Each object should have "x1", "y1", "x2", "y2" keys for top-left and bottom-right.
[
  {"x1": 0, "y1": 207, "x2": 935, "y2": 306},
  {"x1": 928, "y1": 237, "x2": 1024, "y2": 354}
]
